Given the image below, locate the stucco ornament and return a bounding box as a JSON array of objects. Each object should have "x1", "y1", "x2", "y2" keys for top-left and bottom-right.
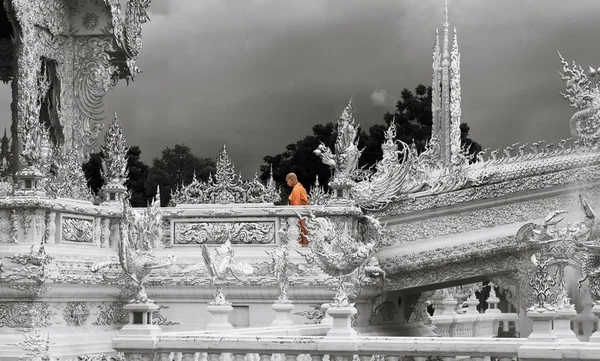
[
  {"x1": 313, "y1": 99, "x2": 364, "y2": 199},
  {"x1": 297, "y1": 211, "x2": 383, "y2": 307},
  {"x1": 45, "y1": 145, "x2": 95, "y2": 202},
  {"x1": 266, "y1": 229, "x2": 293, "y2": 303},
  {"x1": 528, "y1": 251, "x2": 557, "y2": 312},
  {"x1": 559, "y1": 52, "x2": 600, "y2": 145},
  {"x1": 91, "y1": 192, "x2": 175, "y2": 303},
  {"x1": 103, "y1": 0, "x2": 153, "y2": 80},
  {"x1": 1, "y1": 240, "x2": 53, "y2": 297},
  {"x1": 101, "y1": 113, "x2": 129, "y2": 187},
  {"x1": 521, "y1": 194, "x2": 596, "y2": 306},
  {"x1": 170, "y1": 145, "x2": 280, "y2": 205},
  {"x1": 186, "y1": 238, "x2": 254, "y2": 306}
]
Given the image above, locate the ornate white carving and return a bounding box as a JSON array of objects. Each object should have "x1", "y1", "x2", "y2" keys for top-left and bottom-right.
[
  {"x1": 558, "y1": 52, "x2": 600, "y2": 145},
  {"x1": 188, "y1": 240, "x2": 254, "y2": 305},
  {"x1": 266, "y1": 227, "x2": 295, "y2": 303},
  {"x1": 101, "y1": 114, "x2": 129, "y2": 188},
  {"x1": 313, "y1": 99, "x2": 364, "y2": 199},
  {"x1": 45, "y1": 145, "x2": 94, "y2": 201},
  {"x1": 170, "y1": 145, "x2": 280, "y2": 205},
  {"x1": 297, "y1": 212, "x2": 382, "y2": 307},
  {"x1": 173, "y1": 221, "x2": 275, "y2": 245},
  {"x1": 62, "y1": 217, "x2": 94, "y2": 243},
  {"x1": 91, "y1": 193, "x2": 175, "y2": 303}
]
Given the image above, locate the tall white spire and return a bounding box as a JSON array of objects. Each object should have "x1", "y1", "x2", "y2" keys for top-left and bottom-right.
[
  {"x1": 431, "y1": 0, "x2": 462, "y2": 165},
  {"x1": 450, "y1": 27, "x2": 462, "y2": 163},
  {"x1": 432, "y1": 28, "x2": 441, "y2": 134}
]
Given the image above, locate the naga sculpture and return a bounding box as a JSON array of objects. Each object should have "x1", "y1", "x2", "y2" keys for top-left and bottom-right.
[
  {"x1": 297, "y1": 211, "x2": 383, "y2": 306},
  {"x1": 313, "y1": 99, "x2": 364, "y2": 196},
  {"x1": 91, "y1": 192, "x2": 175, "y2": 303},
  {"x1": 559, "y1": 52, "x2": 600, "y2": 145}
]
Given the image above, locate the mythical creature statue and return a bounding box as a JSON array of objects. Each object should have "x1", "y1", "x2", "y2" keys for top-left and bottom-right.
[
  {"x1": 351, "y1": 122, "x2": 412, "y2": 210},
  {"x1": 518, "y1": 194, "x2": 595, "y2": 245},
  {"x1": 266, "y1": 233, "x2": 291, "y2": 303},
  {"x1": 296, "y1": 211, "x2": 383, "y2": 307},
  {"x1": 559, "y1": 52, "x2": 600, "y2": 145},
  {"x1": 313, "y1": 99, "x2": 364, "y2": 191},
  {"x1": 267, "y1": 225, "x2": 306, "y2": 303},
  {"x1": 518, "y1": 194, "x2": 597, "y2": 306},
  {"x1": 194, "y1": 239, "x2": 254, "y2": 305},
  {"x1": 91, "y1": 192, "x2": 175, "y2": 303}
]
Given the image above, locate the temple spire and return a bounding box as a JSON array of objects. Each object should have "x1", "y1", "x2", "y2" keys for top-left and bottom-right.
[{"x1": 431, "y1": 0, "x2": 462, "y2": 165}]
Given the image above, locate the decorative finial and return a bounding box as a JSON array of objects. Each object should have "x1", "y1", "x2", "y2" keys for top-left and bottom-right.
[
  {"x1": 443, "y1": 0, "x2": 449, "y2": 28},
  {"x1": 341, "y1": 98, "x2": 354, "y2": 123}
]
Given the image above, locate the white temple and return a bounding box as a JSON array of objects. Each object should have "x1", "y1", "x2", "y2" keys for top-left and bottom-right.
[{"x1": 0, "y1": 1, "x2": 600, "y2": 360}]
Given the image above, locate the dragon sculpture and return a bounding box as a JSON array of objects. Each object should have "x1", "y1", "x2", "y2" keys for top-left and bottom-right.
[
  {"x1": 186, "y1": 237, "x2": 254, "y2": 306},
  {"x1": 296, "y1": 211, "x2": 383, "y2": 307},
  {"x1": 91, "y1": 192, "x2": 175, "y2": 303},
  {"x1": 559, "y1": 52, "x2": 600, "y2": 145}
]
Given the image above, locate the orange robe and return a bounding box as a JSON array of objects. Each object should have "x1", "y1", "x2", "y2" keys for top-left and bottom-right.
[{"x1": 289, "y1": 183, "x2": 309, "y2": 245}]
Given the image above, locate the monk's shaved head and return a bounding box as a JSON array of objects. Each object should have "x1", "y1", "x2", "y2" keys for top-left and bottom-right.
[{"x1": 286, "y1": 173, "x2": 298, "y2": 181}]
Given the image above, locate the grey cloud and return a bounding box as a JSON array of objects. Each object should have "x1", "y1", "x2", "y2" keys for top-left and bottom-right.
[{"x1": 2, "y1": 0, "x2": 600, "y2": 178}]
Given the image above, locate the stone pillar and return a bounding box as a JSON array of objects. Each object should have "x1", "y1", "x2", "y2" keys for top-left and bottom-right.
[
  {"x1": 205, "y1": 304, "x2": 234, "y2": 331},
  {"x1": 587, "y1": 302, "x2": 600, "y2": 343},
  {"x1": 525, "y1": 309, "x2": 557, "y2": 343},
  {"x1": 113, "y1": 302, "x2": 161, "y2": 361},
  {"x1": 270, "y1": 302, "x2": 295, "y2": 327},
  {"x1": 323, "y1": 305, "x2": 357, "y2": 339},
  {"x1": 553, "y1": 307, "x2": 578, "y2": 342},
  {"x1": 518, "y1": 309, "x2": 561, "y2": 361}
]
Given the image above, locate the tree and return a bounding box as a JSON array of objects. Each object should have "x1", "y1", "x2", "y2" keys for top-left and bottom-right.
[
  {"x1": 82, "y1": 151, "x2": 104, "y2": 195},
  {"x1": 383, "y1": 84, "x2": 481, "y2": 159},
  {"x1": 125, "y1": 146, "x2": 150, "y2": 207},
  {"x1": 261, "y1": 84, "x2": 483, "y2": 196},
  {"x1": 259, "y1": 122, "x2": 370, "y2": 202},
  {"x1": 382, "y1": 84, "x2": 433, "y2": 154},
  {"x1": 145, "y1": 144, "x2": 216, "y2": 206}
]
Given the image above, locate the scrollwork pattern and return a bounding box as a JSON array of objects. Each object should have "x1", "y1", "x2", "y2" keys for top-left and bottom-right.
[{"x1": 174, "y1": 221, "x2": 275, "y2": 245}]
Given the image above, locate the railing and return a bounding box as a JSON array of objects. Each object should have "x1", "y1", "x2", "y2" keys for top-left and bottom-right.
[
  {"x1": 112, "y1": 300, "x2": 600, "y2": 361},
  {"x1": 117, "y1": 334, "x2": 525, "y2": 361}
]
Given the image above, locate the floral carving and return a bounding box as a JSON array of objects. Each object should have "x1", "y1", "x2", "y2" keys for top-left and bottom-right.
[
  {"x1": 82, "y1": 12, "x2": 100, "y2": 30},
  {"x1": 63, "y1": 301, "x2": 90, "y2": 326},
  {"x1": 0, "y1": 302, "x2": 55, "y2": 328},
  {"x1": 62, "y1": 217, "x2": 94, "y2": 243},
  {"x1": 93, "y1": 301, "x2": 128, "y2": 326},
  {"x1": 174, "y1": 221, "x2": 275, "y2": 245}
]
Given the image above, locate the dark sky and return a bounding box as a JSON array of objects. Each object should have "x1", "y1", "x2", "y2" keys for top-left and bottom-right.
[{"x1": 1, "y1": 0, "x2": 599, "y2": 177}]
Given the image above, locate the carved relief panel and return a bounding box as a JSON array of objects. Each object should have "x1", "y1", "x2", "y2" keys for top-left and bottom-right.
[{"x1": 172, "y1": 220, "x2": 276, "y2": 245}]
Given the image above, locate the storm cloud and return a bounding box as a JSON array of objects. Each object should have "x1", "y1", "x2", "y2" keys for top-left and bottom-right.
[{"x1": 1, "y1": 0, "x2": 599, "y2": 177}]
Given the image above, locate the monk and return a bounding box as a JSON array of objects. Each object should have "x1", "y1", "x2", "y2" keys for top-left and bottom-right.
[{"x1": 286, "y1": 173, "x2": 309, "y2": 246}]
